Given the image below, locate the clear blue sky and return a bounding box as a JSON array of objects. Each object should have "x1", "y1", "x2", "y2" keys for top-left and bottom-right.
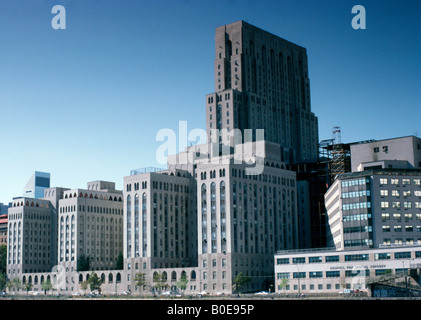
[{"x1": 0, "y1": 0, "x2": 420, "y2": 203}]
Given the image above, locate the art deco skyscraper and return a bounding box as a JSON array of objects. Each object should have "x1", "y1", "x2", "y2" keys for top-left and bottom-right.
[{"x1": 206, "y1": 21, "x2": 319, "y2": 163}]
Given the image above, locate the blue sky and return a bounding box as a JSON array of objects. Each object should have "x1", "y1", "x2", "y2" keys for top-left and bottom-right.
[{"x1": 0, "y1": 0, "x2": 420, "y2": 203}]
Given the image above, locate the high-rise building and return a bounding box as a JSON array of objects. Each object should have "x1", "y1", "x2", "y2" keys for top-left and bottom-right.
[
  {"x1": 22, "y1": 171, "x2": 50, "y2": 199},
  {"x1": 205, "y1": 21, "x2": 319, "y2": 164},
  {"x1": 325, "y1": 169, "x2": 421, "y2": 251},
  {"x1": 55, "y1": 181, "x2": 124, "y2": 272},
  {"x1": 7, "y1": 198, "x2": 55, "y2": 276},
  {"x1": 123, "y1": 141, "x2": 298, "y2": 294}
]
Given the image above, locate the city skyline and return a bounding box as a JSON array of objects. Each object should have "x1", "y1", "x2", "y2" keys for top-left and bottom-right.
[{"x1": 1, "y1": 0, "x2": 420, "y2": 203}]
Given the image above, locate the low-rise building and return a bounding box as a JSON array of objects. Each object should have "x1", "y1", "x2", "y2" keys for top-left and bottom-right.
[{"x1": 274, "y1": 244, "x2": 421, "y2": 295}]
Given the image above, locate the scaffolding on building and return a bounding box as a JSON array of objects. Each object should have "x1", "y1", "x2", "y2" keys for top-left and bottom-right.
[
  {"x1": 330, "y1": 126, "x2": 349, "y2": 181},
  {"x1": 318, "y1": 127, "x2": 351, "y2": 185}
]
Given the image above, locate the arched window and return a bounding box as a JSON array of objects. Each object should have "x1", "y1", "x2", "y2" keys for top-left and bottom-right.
[
  {"x1": 127, "y1": 195, "x2": 132, "y2": 258},
  {"x1": 191, "y1": 270, "x2": 196, "y2": 281},
  {"x1": 210, "y1": 182, "x2": 217, "y2": 253},
  {"x1": 108, "y1": 273, "x2": 113, "y2": 283},
  {"x1": 171, "y1": 271, "x2": 177, "y2": 282}
]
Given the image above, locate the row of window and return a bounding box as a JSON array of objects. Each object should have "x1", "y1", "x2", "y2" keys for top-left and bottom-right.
[
  {"x1": 381, "y1": 201, "x2": 421, "y2": 208},
  {"x1": 60, "y1": 205, "x2": 123, "y2": 215},
  {"x1": 381, "y1": 213, "x2": 421, "y2": 220},
  {"x1": 278, "y1": 268, "x2": 410, "y2": 280},
  {"x1": 380, "y1": 189, "x2": 421, "y2": 197},
  {"x1": 342, "y1": 202, "x2": 371, "y2": 211},
  {"x1": 341, "y1": 178, "x2": 369, "y2": 188},
  {"x1": 382, "y1": 225, "x2": 421, "y2": 232},
  {"x1": 379, "y1": 178, "x2": 421, "y2": 185},
  {"x1": 342, "y1": 190, "x2": 370, "y2": 199}
]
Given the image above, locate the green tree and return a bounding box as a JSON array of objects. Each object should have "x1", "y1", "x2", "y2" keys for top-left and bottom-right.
[
  {"x1": 80, "y1": 280, "x2": 89, "y2": 295},
  {"x1": 116, "y1": 252, "x2": 124, "y2": 270},
  {"x1": 153, "y1": 272, "x2": 168, "y2": 293},
  {"x1": 0, "y1": 245, "x2": 7, "y2": 276},
  {"x1": 278, "y1": 278, "x2": 289, "y2": 295},
  {"x1": 24, "y1": 282, "x2": 33, "y2": 295},
  {"x1": 8, "y1": 277, "x2": 21, "y2": 293},
  {"x1": 134, "y1": 273, "x2": 147, "y2": 295},
  {"x1": 77, "y1": 254, "x2": 93, "y2": 272},
  {"x1": 87, "y1": 272, "x2": 103, "y2": 293},
  {"x1": 175, "y1": 272, "x2": 188, "y2": 294},
  {"x1": 41, "y1": 279, "x2": 53, "y2": 295},
  {"x1": 233, "y1": 272, "x2": 251, "y2": 293},
  {"x1": 0, "y1": 273, "x2": 6, "y2": 292}
]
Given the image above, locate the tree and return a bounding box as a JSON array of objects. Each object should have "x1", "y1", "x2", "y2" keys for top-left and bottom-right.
[
  {"x1": 134, "y1": 273, "x2": 147, "y2": 295},
  {"x1": 7, "y1": 277, "x2": 21, "y2": 293},
  {"x1": 233, "y1": 272, "x2": 251, "y2": 293},
  {"x1": 0, "y1": 274, "x2": 6, "y2": 292},
  {"x1": 116, "y1": 252, "x2": 124, "y2": 270},
  {"x1": 80, "y1": 280, "x2": 89, "y2": 295},
  {"x1": 87, "y1": 272, "x2": 103, "y2": 293},
  {"x1": 278, "y1": 278, "x2": 289, "y2": 295},
  {"x1": 77, "y1": 254, "x2": 93, "y2": 272},
  {"x1": 0, "y1": 245, "x2": 7, "y2": 276},
  {"x1": 24, "y1": 282, "x2": 33, "y2": 295},
  {"x1": 153, "y1": 272, "x2": 168, "y2": 293},
  {"x1": 175, "y1": 272, "x2": 188, "y2": 294},
  {"x1": 41, "y1": 279, "x2": 53, "y2": 295}
]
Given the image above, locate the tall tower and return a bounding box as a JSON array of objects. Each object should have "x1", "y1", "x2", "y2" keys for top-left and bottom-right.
[{"x1": 205, "y1": 21, "x2": 319, "y2": 163}]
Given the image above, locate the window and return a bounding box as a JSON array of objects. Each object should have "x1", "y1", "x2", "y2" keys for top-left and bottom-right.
[
  {"x1": 380, "y1": 190, "x2": 389, "y2": 197},
  {"x1": 403, "y1": 190, "x2": 411, "y2": 197},
  {"x1": 402, "y1": 179, "x2": 410, "y2": 185},
  {"x1": 405, "y1": 213, "x2": 413, "y2": 220},
  {"x1": 374, "y1": 147, "x2": 379, "y2": 153},
  {"x1": 382, "y1": 213, "x2": 390, "y2": 221},
  {"x1": 392, "y1": 202, "x2": 401, "y2": 209},
  {"x1": 395, "y1": 252, "x2": 411, "y2": 259},
  {"x1": 375, "y1": 253, "x2": 390, "y2": 260},
  {"x1": 277, "y1": 258, "x2": 289, "y2": 265},
  {"x1": 277, "y1": 273, "x2": 290, "y2": 279},
  {"x1": 382, "y1": 146, "x2": 388, "y2": 153},
  {"x1": 405, "y1": 226, "x2": 413, "y2": 232},
  {"x1": 380, "y1": 178, "x2": 388, "y2": 185},
  {"x1": 293, "y1": 272, "x2": 306, "y2": 279},
  {"x1": 345, "y1": 254, "x2": 369, "y2": 261},
  {"x1": 309, "y1": 256, "x2": 322, "y2": 263},
  {"x1": 309, "y1": 272, "x2": 323, "y2": 278},
  {"x1": 391, "y1": 179, "x2": 399, "y2": 185},
  {"x1": 382, "y1": 226, "x2": 390, "y2": 232},
  {"x1": 394, "y1": 226, "x2": 402, "y2": 232},
  {"x1": 325, "y1": 255, "x2": 340, "y2": 262},
  {"x1": 404, "y1": 202, "x2": 412, "y2": 209},
  {"x1": 393, "y1": 213, "x2": 401, "y2": 220},
  {"x1": 414, "y1": 179, "x2": 421, "y2": 186},
  {"x1": 326, "y1": 271, "x2": 340, "y2": 278},
  {"x1": 392, "y1": 190, "x2": 400, "y2": 197},
  {"x1": 381, "y1": 202, "x2": 389, "y2": 209},
  {"x1": 292, "y1": 257, "x2": 306, "y2": 264}
]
